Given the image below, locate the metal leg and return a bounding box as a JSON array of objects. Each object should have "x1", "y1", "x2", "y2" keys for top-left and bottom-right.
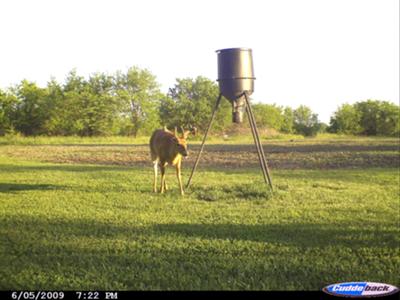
[
  {"x1": 245, "y1": 99, "x2": 269, "y2": 186},
  {"x1": 186, "y1": 93, "x2": 222, "y2": 189},
  {"x1": 244, "y1": 92, "x2": 273, "y2": 189}
]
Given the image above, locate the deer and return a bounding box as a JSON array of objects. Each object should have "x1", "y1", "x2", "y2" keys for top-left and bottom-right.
[{"x1": 150, "y1": 126, "x2": 196, "y2": 196}]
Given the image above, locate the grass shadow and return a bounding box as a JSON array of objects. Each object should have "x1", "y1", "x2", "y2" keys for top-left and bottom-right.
[
  {"x1": 0, "y1": 163, "x2": 134, "y2": 173},
  {"x1": 37, "y1": 144, "x2": 148, "y2": 147},
  {"x1": 1, "y1": 216, "x2": 398, "y2": 250},
  {"x1": 153, "y1": 223, "x2": 399, "y2": 248},
  {"x1": 1, "y1": 216, "x2": 398, "y2": 289},
  {"x1": 0, "y1": 183, "x2": 65, "y2": 193},
  {"x1": 189, "y1": 183, "x2": 273, "y2": 201}
]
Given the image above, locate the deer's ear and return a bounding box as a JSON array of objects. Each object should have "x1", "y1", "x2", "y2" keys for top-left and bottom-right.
[
  {"x1": 180, "y1": 126, "x2": 185, "y2": 138},
  {"x1": 183, "y1": 130, "x2": 191, "y2": 139},
  {"x1": 190, "y1": 126, "x2": 197, "y2": 136}
]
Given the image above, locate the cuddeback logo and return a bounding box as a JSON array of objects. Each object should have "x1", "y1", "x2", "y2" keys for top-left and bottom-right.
[{"x1": 323, "y1": 282, "x2": 399, "y2": 298}]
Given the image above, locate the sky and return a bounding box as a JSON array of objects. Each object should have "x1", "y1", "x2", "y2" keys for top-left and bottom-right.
[{"x1": 0, "y1": 0, "x2": 398, "y2": 123}]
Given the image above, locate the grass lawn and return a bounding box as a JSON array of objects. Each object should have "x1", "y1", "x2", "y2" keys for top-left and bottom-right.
[{"x1": 0, "y1": 137, "x2": 399, "y2": 290}]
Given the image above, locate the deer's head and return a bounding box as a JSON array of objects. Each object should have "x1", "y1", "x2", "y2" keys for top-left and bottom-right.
[{"x1": 173, "y1": 126, "x2": 190, "y2": 157}]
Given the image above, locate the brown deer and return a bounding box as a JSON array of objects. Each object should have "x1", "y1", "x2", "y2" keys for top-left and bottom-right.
[{"x1": 150, "y1": 126, "x2": 195, "y2": 195}]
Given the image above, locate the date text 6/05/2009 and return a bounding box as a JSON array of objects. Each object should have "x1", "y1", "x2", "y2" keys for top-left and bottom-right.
[{"x1": 10, "y1": 292, "x2": 118, "y2": 300}]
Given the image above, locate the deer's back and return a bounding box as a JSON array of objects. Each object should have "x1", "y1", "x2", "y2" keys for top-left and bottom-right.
[{"x1": 150, "y1": 129, "x2": 176, "y2": 163}]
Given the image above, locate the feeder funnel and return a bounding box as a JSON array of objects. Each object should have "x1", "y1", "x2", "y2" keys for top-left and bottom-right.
[{"x1": 216, "y1": 48, "x2": 255, "y2": 123}]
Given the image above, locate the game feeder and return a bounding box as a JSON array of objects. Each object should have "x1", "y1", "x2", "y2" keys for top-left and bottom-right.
[{"x1": 186, "y1": 48, "x2": 273, "y2": 190}]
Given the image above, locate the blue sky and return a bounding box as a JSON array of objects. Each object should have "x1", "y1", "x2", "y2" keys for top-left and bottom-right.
[{"x1": 0, "y1": 0, "x2": 398, "y2": 123}]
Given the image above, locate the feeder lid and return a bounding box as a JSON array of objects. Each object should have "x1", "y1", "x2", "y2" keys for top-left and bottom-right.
[{"x1": 216, "y1": 47, "x2": 252, "y2": 53}]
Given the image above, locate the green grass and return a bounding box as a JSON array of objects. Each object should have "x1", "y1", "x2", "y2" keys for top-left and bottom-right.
[
  {"x1": 0, "y1": 134, "x2": 150, "y2": 146},
  {"x1": 0, "y1": 136, "x2": 398, "y2": 290},
  {"x1": 0, "y1": 150, "x2": 399, "y2": 290}
]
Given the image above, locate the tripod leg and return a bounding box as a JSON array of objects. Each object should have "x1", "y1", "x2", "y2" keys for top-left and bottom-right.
[
  {"x1": 245, "y1": 102, "x2": 269, "y2": 186},
  {"x1": 244, "y1": 93, "x2": 273, "y2": 189},
  {"x1": 186, "y1": 93, "x2": 222, "y2": 189}
]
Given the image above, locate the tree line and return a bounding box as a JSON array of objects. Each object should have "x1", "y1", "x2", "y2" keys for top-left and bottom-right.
[{"x1": 0, "y1": 66, "x2": 398, "y2": 137}]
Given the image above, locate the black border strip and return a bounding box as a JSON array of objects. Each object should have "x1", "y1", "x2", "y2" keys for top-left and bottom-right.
[{"x1": 2, "y1": 290, "x2": 399, "y2": 300}]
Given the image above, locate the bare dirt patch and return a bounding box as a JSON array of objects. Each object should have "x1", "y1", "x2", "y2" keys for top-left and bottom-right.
[{"x1": 1, "y1": 140, "x2": 399, "y2": 170}]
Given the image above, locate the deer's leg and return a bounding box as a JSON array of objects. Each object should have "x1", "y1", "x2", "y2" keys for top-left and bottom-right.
[
  {"x1": 153, "y1": 160, "x2": 158, "y2": 193},
  {"x1": 160, "y1": 163, "x2": 166, "y2": 194},
  {"x1": 176, "y1": 161, "x2": 184, "y2": 196},
  {"x1": 164, "y1": 179, "x2": 168, "y2": 191},
  {"x1": 163, "y1": 162, "x2": 168, "y2": 191}
]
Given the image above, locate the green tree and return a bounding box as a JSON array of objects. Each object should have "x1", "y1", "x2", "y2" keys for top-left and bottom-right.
[
  {"x1": 0, "y1": 89, "x2": 18, "y2": 135},
  {"x1": 252, "y1": 103, "x2": 284, "y2": 130},
  {"x1": 13, "y1": 80, "x2": 48, "y2": 136},
  {"x1": 329, "y1": 100, "x2": 399, "y2": 136},
  {"x1": 42, "y1": 78, "x2": 65, "y2": 135},
  {"x1": 293, "y1": 105, "x2": 321, "y2": 136},
  {"x1": 354, "y1": 100, "x2": 381, "y2": 135},
  {"x1": 281, "y1": 107, "x2": 294, "y2": 133},
  {"x1": 114, "y1": 67, "x2": 161, "y2": 137},
  {"x1": 84, "y1": 73, "x2": 118, "y2": 136},
  {"x1": 329, "y1": 103, "x2": 362, "y2": 134},
  {"x1": 160, "y1": 76, "x2": 230, "y2": 133},
  {"x1": 56, "y1": 70, "x2": 120, "y2": 136},
  {"x1": 376, "y1": 101, "x2": 399, "y2": 136},
  {"x1": 61, "y1": 70, "x2": 90, "y2": 135}
]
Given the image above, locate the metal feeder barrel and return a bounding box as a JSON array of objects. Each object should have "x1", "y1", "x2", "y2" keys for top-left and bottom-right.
[
  {"x1": 216, "y1": 48, "x2": 255, "y2": 101},
  {"x1": 216, "y1": 48, "x2": 255, "y2": 123}
]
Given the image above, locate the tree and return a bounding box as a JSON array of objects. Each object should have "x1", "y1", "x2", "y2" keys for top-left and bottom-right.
[
  {"x1": 329, "y1": 103, "x2": 362, "y2": 134},
  {"x1": 293, "y1": 105, "x2": 321, "y2": 136},
  {"x1": 13, "y1": 80, "x2": 48, "y2": 136},
  {"x1": 252, "y1": 103, "x2": 284, "y2": 130},
  {"x1": 353, "y1": 100, "x2": 399, "y2": 136},
  {"x1": 57, "y1": 70, "x2": 121, "y2": 136},
  {"x1": 56, "y1": 70, "x2": 89, "y2": 135},
  {"x1": 42, "y1": 78, "x2": 65, "y2": 135},
  {"x1": 0, "y1": 89, "x2": 17, "y2": 135},
  {"x1": 84, "y1": 73, "x2": 118, "y2": 136},
  {"x1": 281, "y1": 107, "x2": 294, "y2": 133},
  {"x1": 376, "y1": 101, "x2": 399, "y2": 136},
  {"x1": 55, "y1": 70, "x2": 89, "y2": 135},
  {"x1": 114, "y1": 67, "x2": 161, "y2": 137},
  {"x1": 354, "y1": 100, "x2": 381, "y2": 136},
  {"x1": 329, "y1": 100, "x2": 399, "y2": 136},
  {"x1": 160, "y1": 77, "x2": 231, "y2": 133}
]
